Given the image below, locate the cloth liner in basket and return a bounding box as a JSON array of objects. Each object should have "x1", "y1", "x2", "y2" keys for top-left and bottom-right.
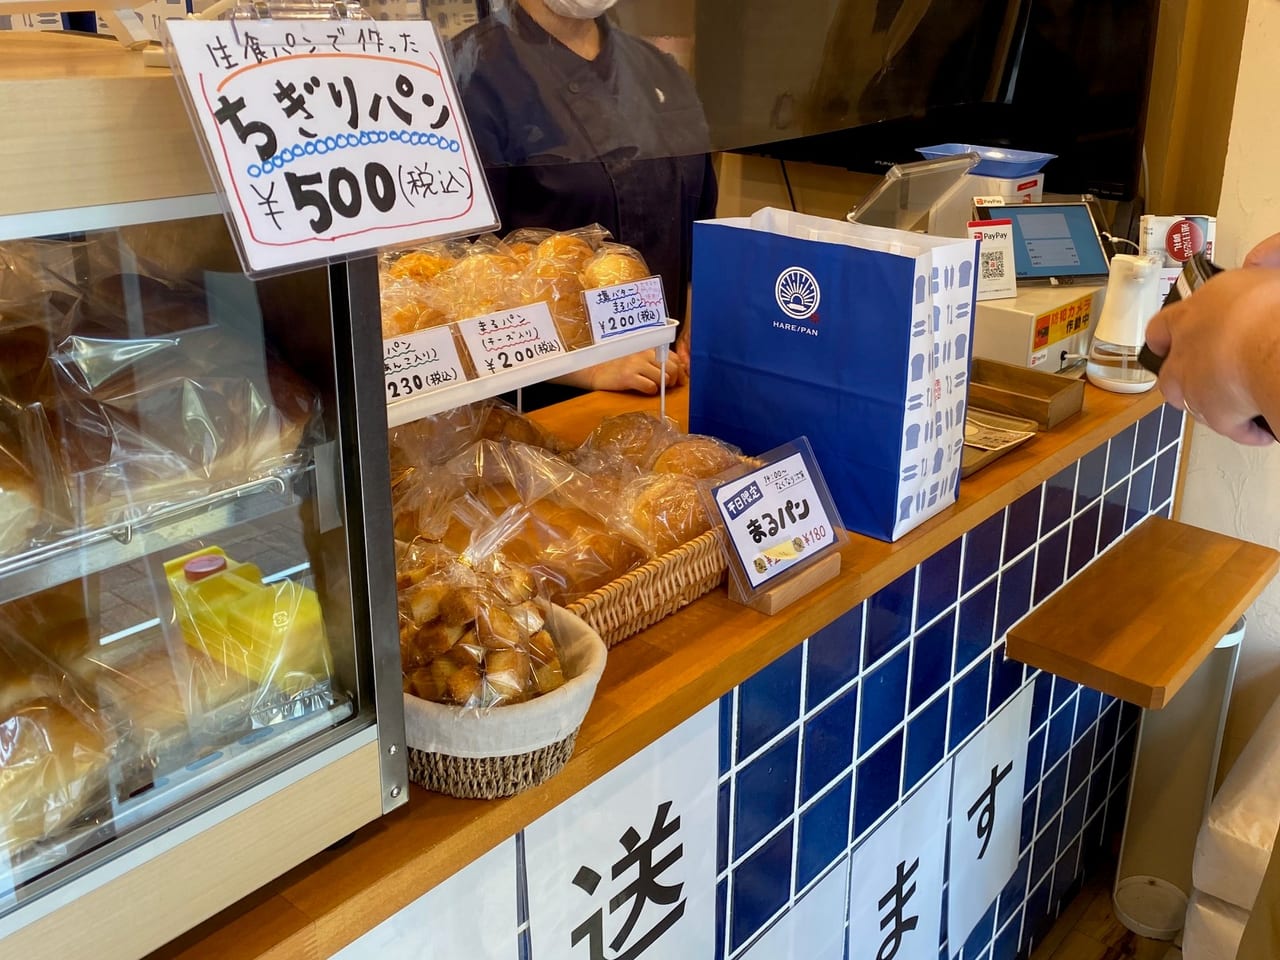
[{"x1": 403, "y1": 604, "x2": 606, "y2": 799}]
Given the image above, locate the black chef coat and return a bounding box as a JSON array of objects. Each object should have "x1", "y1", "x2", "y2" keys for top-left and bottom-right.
[{"x1": 448, "y1": 5, "x2": 718, "y2": 325}]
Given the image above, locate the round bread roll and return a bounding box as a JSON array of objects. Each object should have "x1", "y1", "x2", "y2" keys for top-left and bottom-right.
[
  {"x1": 387, "y1": 250, "x2": 455, "y2": 284},
  {"x1": 581, "y1": 412, "x2": 678, "y2": 468},
  {"x1": 518, "y1": 259, "x2": 590, "y2": 349},
  {"x1": 0, "y1": 697, "x2": 111, "y2": 848},
  {"x1": 479, "y1": 403, "x2": 561, "y2": 451},
  {"x1": 503, "y1": 229, "x2": 554, "y2": 266},
  {"x1": 535, "y1": 233, "x2": 596, "y2": 270},
  {"x1": 582, "y1": 247, "x2": 650, "y2": 289},
  {"x1": 627, "y1": 473, "x2": 711, "y2": 555},
  {"x1": 653, "y1": 436, "x2": 743, "y2": 479}
]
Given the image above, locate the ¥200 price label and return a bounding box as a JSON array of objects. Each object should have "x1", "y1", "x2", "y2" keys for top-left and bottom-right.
[
  {"x1": 383, "y1": 326, "x2": 466, "y2": 405},
  {"x1": 165, "y1": 19, "x2": 498, "y2": 276},
  {"x1": 456, "y1": 303, "x2": 565, "y2": 378},
  {"x1": 584, "y1": 275, "x2": 668, "y2": 343}
]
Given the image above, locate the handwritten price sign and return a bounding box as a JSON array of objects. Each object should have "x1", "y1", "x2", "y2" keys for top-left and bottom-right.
[
  {"x1": 456, "y1": 303, "x2": 565, "y2": 378},
  {"x1": 165, "y1": 19, "x2": 498, "y2": 275},
  {"x1": 584, "y1": 276, "x2": 668, "y2": 343},
  {"x1": 713, "y1": 450, "x2": 837, "y2": 589},
  {"x1": 383, "y1": 326, "x2": 466, "y2": 403}
]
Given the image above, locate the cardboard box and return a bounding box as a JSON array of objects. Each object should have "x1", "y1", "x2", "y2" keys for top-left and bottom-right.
[{"x1": 973, "y1": 284, "x2": 1104, "y2": 373}]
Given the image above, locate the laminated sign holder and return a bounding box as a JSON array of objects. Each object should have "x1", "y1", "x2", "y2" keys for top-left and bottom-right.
[
  {"x1": 164, "y1": 5, "x2": 499, "y2": 276},
  {"x1": 706, "y1": 438, "x2": 844, "y2": 615}
]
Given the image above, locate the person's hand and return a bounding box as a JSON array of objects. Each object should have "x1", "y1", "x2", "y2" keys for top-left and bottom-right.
[
  {"x1": 1144, "y1": 266, "x2": 1280, "y2": 446},
  {"x1": 1244, "y1": 231, "x2": 1280, "y2": 269},
  {"x1": 557, "y1": 348, "x2": 687, "y2": 395}
]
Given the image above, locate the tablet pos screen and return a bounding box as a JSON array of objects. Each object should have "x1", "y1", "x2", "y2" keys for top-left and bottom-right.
[{"x1": 983, "y1": 203, "x2": 1111, "y2": 281}]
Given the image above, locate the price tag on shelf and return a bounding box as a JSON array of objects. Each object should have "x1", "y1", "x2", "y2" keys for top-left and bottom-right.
[
  {"x1": 164, "y1": 19, "x2": 498, "y2": 276},
  {"x1": 712, "y1": 445, "x2": 838, "y2": 590},
  {"x1": 584, "y1": 276, "x2": 668, "y2": 343},
  {"x1": 383, "y1": 326, "x2": 466, "y2": 405},
  {"x1": 455, "y1": 302, "x2": 565, "y2": 378}
]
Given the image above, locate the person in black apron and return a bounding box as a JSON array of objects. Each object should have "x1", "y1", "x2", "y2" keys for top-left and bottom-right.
[{"x1": 449, "y1": 0, "x2": 718, "y2": 408}]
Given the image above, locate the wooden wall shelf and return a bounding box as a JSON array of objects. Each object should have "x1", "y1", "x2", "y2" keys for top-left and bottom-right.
[{"x1": 1007, "y1": 516, "x2": 1280, "y2": 709}]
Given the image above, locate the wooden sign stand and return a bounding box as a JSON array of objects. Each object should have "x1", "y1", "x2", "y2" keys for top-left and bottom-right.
[{"x1": 732, "y1": 550, "x2": 843, "y2": 616}]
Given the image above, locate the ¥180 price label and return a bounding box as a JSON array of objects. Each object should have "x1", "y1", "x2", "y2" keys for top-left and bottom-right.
[
  {"x1": 456, "y1": 303, "x2": 565, "y2": 379},
  {"x1": 166, "y1": 19, "x2": 498, "y2": 276},
  {"x1": 584, "y1": 276, "x2": 668, "y2": 343},
  {"x1": 713, "y1": 450, "x2": 837, "y2": 589},
  {"x1": 383, "y1": 326, "x2": 466, "y2": 405}
]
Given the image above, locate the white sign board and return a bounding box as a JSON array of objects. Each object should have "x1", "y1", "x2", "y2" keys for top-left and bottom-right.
[
  {"x1": 456, "y1": 302, "x2": 566, "y2": 378},
  {"x1": 713, "y1": 450, "x2": 837, "y2": 589},
  {"x1": 328, "y1": 837, "x2": 518, "y2": 960},
  {"x1": 968, "y1": 219, "x2": 1017, "y2": 301},
  {"x1": 848, "y1": 761, "x2": 951, "y2": 960},
  {"x1": 585, "y1": 276, "x2": 668, "y2": 344},
  {"x1": 166, "y1": 19, "x2": 497, "y2": 275},
  {"x1": 948, "y1": 682, "x2": 1034, "y2": 954},
  {"x1": 383, "y1": 326, "x2": 467, "y2": 404},
  {"x1": 524, "y1": 705, "x2": 718, "y2": 960}
]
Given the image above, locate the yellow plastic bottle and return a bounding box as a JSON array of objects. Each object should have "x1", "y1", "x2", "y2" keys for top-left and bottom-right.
[{"x1": 165, "y1": 547, "x2": 332, "y2": 691}]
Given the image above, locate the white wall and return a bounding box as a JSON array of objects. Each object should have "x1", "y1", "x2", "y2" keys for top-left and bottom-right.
[{"x1": 1180, "y1": 0, "x2": 1280, "y2": 777}]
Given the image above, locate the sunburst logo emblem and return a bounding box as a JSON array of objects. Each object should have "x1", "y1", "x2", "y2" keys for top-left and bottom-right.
[{"x1": 775, "y1": 267, "x2": 820, "y2": 320}]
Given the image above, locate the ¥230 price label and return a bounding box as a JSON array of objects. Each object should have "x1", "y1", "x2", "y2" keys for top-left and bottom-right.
[
  {"x1": 383, "y1": 326, "x2": 466, "y2": 405},
  {"x1": 166, "y1": 19, "x2": 498, "y2": 276},
  {"x1": 584, "y1": 275, "x2": 668, "y2": 343},
  {"x1": 456, "y1": 303, "x2": 565, "y2": 378}
]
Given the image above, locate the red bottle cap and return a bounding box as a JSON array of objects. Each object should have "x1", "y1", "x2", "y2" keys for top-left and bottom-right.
[{"x1": 183, "y1": 554, "x2": 228, "y2": 582}]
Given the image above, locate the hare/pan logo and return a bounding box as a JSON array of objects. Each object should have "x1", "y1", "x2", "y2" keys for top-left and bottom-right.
[{"x1": 775, "y1": 267, "x2": 820, "y2": 320}]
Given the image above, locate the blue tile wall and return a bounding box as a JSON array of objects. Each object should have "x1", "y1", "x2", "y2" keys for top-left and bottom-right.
[
  {"x1": 858, "y1": 647, "x2": 909, "y2": 754},
  {"x1": 713, "y1": 404, "x2": 1181, "y2": 959},
  {"x1": 963, "y1": 510, "x2": 1005, "y2": 593},
  {"x1": 865, "y1": 570, "x2": 915, "y2": 667}
]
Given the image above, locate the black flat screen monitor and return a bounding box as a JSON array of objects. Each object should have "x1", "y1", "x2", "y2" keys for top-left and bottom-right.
[{"x1": 692, "y1": 0, "x2": 1161, "y2": 201}]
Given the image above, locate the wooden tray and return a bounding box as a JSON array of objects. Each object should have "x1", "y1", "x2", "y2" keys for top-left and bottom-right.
[
  {"x1": 968, "y1": 358, "x2": 1085, "y2": 429},
  {"x1": 961, "y1": 408, "x2": 1039, "y2": 477}
]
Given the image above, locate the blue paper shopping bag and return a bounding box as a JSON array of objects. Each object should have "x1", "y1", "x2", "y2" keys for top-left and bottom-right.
[{"x1": 689, "y1": 208, "x2": 978, "y2": 541}]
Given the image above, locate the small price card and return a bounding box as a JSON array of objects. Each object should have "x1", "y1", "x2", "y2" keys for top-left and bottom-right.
[
  {"x1": 165, "y1": 19, "x2": 498, "y2": 276},
  {"x1": 584, "y1": 276, "x2": 669, "y2": 343},
  {"x1": 456, "y1": 302, "x2": 565, "y2": 378},
  {"x1": 384, "y1": 326, "x2": 466, "y2": 404},
  {"x1": 711, "y1": 439, "x2": 842, "y2": 591}
]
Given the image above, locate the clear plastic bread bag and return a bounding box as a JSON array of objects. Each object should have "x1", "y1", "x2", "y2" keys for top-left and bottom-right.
[
  {"x1": 398, "y1": 547, "x2": 566, "y2": 710},
  {"x1": 575, "y1": 411, "x2": 682, "y2": 470},
  {"x1": 162, "y1": 546, "x2": 337, "y2": 731},
  {"x1": 2, "y1": 235, "x2": 325, "y2": 534},
  {"x1": 650, "y1": 433, "x2": 746, "y2": 479},
  {"x1": 436, "y1": 237, "x2": 523, "y2": 323},
  {"x1": 581, "y1": 242, "x2": 651, "y2": 289},
  {"x1": 619, "y1": 472, "x2": 714, "y2": 556},
  {"x1": 0, "y1": 626, "x2": 118, "y2": 865}
]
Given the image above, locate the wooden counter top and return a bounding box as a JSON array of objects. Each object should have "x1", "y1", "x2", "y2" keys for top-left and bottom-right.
[{"x1": 149, "y1": 382, "x2": 1165, "y2": 960}]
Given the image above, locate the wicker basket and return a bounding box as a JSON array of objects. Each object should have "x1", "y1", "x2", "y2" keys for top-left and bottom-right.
[
  {"x1": 567, "y1": 529, "x2": 727, "y2": 648},
  {"x1": 404, "y1": 605, "x2": 606, "y2": 799}
]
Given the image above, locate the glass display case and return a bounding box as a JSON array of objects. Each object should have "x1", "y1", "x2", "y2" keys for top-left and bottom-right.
[{"x1": 0, "y1": 33, "x2": 405, "y2": 960}]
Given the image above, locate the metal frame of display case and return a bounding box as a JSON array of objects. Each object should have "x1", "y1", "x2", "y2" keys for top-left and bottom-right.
[{"x1": 0, "y1": 33, "x2": 407, "y2": 960}]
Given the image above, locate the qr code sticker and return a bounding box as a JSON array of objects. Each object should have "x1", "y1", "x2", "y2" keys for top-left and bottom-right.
[{"x1": 981, "y1": 249, "x2": 1005, "y2": 281}]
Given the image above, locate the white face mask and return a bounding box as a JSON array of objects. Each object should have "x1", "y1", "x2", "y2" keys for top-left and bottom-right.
[{"x1": 541, "y1": 0, "x2": 617, "y2": 19}]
